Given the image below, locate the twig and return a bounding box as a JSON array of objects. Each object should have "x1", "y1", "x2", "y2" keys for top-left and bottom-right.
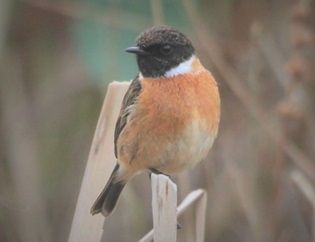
[
  {"x1": 255, "y1": 34, "x2": 292, "y2": 90},
  {"x1": 291, "y1": 170, "x2": 315, "y2": 242}
]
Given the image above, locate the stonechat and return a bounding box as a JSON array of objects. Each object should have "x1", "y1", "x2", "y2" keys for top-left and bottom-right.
[{"x1": 91, "y1": 26, "x2": 220, "y2": 217}]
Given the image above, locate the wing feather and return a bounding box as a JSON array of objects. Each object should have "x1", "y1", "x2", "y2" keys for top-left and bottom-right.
[{"x1": 114, "y1": 76, "x2": 142, "y2": 158}]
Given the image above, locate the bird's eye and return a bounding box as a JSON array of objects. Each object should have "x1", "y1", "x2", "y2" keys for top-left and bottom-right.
[{"x1": 159, "y1": 45, "x2": 172, "y2": 55}]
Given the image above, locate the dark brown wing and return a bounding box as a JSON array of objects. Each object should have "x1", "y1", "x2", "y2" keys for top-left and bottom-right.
[{"x1": 114, "y1": 75, "x2": 142, "y2": 158}]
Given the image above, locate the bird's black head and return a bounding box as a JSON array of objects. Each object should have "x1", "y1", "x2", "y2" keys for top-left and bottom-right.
[{"x1": 125, "y1": 26, "x2": 195, "y2": 78}]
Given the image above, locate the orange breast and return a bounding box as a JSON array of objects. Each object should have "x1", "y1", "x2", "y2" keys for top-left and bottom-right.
[{"x1": 117, "y1": 58, "x2": 220, "y2": 174}]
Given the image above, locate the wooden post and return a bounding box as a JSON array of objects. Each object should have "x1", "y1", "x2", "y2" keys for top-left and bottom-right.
[
  {"x1": 151, "y1": 174, "x2": 178, "y2": 242},
  {"x1": 68, "y1": 81, "x2": 130, "y2": 242}
]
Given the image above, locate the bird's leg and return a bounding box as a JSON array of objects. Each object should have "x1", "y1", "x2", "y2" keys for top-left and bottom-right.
[
  {"x1": 177, "y1": 222, "x2": 182, "y2": 229},
  {"x1": 149, "y1": 168, "x2": 166, "y2": 180}
]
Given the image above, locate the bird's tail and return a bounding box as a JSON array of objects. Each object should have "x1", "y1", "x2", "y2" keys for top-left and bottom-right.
[{"x1": 90, "y1": 164, "x2": 127, "y2": 217}]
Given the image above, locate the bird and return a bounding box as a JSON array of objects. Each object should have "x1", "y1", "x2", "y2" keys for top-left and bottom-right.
[{"x1": 90, "y1": 26, "x2": 220, "y2": 217}]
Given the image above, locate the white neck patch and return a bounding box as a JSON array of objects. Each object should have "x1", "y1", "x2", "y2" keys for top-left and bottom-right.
[
  {"x1": 138, "y1": 55, "x2": 194, "y2": 79},
  {"x1": 164, "y1": 55, "x2": 194, "y2": 77},
  {"x1": 139, "y1": 72, "x2": 144, "y2": 80}
]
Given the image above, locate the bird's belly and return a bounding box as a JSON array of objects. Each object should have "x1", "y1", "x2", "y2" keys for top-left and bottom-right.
[
  {"x1": 153, "y1": 119, "x2": 216, "y2": 174},
  {"x1": 117, "y1": 114, "x2": 216, "y2": 175}
]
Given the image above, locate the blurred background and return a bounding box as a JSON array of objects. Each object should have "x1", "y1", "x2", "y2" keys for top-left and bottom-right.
[{"x1": 0, "y1": 0, "x2": 315, "y2": 241}]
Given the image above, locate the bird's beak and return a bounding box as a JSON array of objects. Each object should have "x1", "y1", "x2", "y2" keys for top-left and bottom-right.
[{"x1": 125, "y1": 46, "x2": 149, "y2": 56}]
